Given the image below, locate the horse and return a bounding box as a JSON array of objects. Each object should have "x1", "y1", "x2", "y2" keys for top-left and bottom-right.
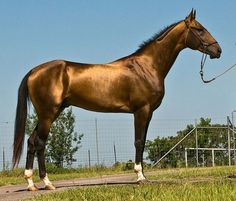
[{"x1": 12, "y1": 10, "x2": 221, "y2": 191}]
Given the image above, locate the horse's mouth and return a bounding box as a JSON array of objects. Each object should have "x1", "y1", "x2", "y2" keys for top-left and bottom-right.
[
  {"x1": 210, "y1": 53, "x2": 221, "y2": 59},
  {"x1": 208, "y1": 46, "x2": 222, "y2": 59}
]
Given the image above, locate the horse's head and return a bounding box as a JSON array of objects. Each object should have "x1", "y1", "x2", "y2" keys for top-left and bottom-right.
[{"x1": 184, "y1": 9, "x2": 222, "y2": 59}]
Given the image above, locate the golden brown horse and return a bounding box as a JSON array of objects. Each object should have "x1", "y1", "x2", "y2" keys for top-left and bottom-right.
[{"x1": 13, "y1": 10, "x2": 221, "y2": 191}]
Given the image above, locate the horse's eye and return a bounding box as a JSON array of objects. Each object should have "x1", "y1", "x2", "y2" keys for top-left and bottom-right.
[
  {"x1": 198, "y1": 29, "x2": 203, "y2": 33},
  {"x1": 197, "y1": 29, "x2": 204, "y2": 35}
]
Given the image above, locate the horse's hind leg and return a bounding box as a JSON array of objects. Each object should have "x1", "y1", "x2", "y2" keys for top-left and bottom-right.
[
  {"x1": 24, "y1": 128, "x2": 38, "y2": 191},
  {"x1": 24, "y1": 119, "x2": 54, "y2": 191},
  {"x1": 25, "y1": 109, "x2": 61, "y2": 191},
  {"x1": 35, "y1": 118, "x2": 56, "y2": 190},
  {"x1": 35, "y1": 106, "x2": 65, "y2": 190}
]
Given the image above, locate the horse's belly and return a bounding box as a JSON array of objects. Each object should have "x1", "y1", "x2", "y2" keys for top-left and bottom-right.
[
  {"x1": 67, "y1": 94, "x2": 131, "y2": 113},
  {"x1": 66, "y1": 83, "x2": 132, "y2": 113}
]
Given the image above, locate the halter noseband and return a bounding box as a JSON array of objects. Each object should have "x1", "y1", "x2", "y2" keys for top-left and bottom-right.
[
  {"x1": 184, "y1": 19, "x2": 236, "y2": 83},
  {"x1": 184, "y1": 19, "x2": 218, "y2": 83},
  {"x1": 184, "y1": 19, "x2": 218, "y2": 51}
]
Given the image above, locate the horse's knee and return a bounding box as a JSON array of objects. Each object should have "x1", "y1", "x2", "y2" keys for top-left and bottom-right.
[
  {"x1": 35, "y1": 135, "x2": 46, "y2": 151},
  {"x1": 27, "y1": 135, "x2": 36, "y2": 153},
  {"x1": 134, "y1": 140, "x2": 144, "y2": 150}
]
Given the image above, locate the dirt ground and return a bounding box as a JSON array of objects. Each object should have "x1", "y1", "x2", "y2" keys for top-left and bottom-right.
[{"x1": 0, "y1": 173, "x2": 139, "y2": 201}]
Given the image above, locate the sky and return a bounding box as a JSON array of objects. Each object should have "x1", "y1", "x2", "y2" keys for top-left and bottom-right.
[{"x1": 0, "y1": 1, "x2": 236, "y2": 167}]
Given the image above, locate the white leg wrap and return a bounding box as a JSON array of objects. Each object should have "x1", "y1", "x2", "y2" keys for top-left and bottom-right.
[
  {"x1": 134, "y1": 163, "x2": 146, "y2": 181},
  {"x1": 42, "y1": 174, "x2": 52, "y2": 186},
  {"x1": 24, "y1": 169, "x2": 35, "y2": 188}
]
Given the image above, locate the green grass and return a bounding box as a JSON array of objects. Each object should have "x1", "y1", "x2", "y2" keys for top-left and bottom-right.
[
  {"x1": 22, "y1": 166, "x2": 236, "y2": 201},
  {"x1": 147, "y1": 166, "x2": 236, "y2": 180},
  {"x1": 0, "y1": 164, "x2": 133, "y2": 186},
  {"x1": 26, "y1": 178, "x2": 236, "y2": 201},
  {"x1": 2, "y1": 166, "x2": 236, "y2": 200}
]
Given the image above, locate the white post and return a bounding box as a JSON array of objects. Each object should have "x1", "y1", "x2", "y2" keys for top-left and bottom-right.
[
  {"x1": 212, "y1": 149, "x2": 215, "y2": 167},
  {"x1": 195, "y1": 119, "x2": 199, "y2": 167},
  {"x1": 185, "y1": 148, "x2": 188, "y2": 167}
]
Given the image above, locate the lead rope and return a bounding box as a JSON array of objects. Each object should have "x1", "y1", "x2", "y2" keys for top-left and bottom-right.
[{"x1": 200, "y1": 52, "x2": 236, "y2": 83}]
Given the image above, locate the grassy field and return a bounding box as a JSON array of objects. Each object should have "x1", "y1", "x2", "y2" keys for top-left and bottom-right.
[
  {"x1": 1, "y1": 166, "x2": 236, "y2": 200},
  {"x1": 16, "y1": 166, "x2": 236, "y2": 201},
  {"x1": 26, "y1": 180, "x2": 236, "y2": 201}
]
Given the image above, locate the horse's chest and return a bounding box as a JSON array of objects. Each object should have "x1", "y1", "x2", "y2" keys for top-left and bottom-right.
[{"x1": 152, "y1": 89, "x2": 164, "y2": 106}]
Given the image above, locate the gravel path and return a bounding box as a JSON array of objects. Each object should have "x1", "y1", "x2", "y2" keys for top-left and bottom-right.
[{"x1": 0, "y1": 173, "x2": 138, "y2": 201}]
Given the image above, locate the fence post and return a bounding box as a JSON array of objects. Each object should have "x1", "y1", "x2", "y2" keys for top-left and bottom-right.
[
  {"x1": 88, "y1": 149, "x2": 91, "y2": 168},
  {"x1": 212, "y1": 149, "x2": 215, "y2": 167},
  {"x1": 95, "y1": 118, "x2": 99, "y2": 165},
  {"x1": 113, "y1": 143, "x2": 117, "y2": 164},
  {"x1": 185, "y1": 148, "x2": 188, "y2": 167},
  {"x1": 232, "y1": 111, "x2": 236, "y2": 165},
  {"x1": 195, "y1": 119, "x2": 199, "y2": 167},
  {"x1": 3, "y1": 147, "x2": 5, "y2": 171},
  {"x1": 227, "y1": 116, "x2": 231, "y2": 166}
]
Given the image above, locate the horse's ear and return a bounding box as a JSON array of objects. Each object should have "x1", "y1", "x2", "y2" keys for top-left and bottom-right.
[
  {"x1": 186, "y1": 9, "x2": 196, "y2": 22},
  {"x1": 193, "y1": 9, "x2": 196, "y2": 19}
]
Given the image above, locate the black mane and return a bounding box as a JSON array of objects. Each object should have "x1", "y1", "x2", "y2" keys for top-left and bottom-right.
[{"x1": 135, "y1": 21, "x2": 181, "y2": 53}]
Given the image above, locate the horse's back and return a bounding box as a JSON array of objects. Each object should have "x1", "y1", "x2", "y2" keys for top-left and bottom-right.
[
  {"x1": 65, "y1": 61, "x2": 135, "y2": 112},
  {"x1": 26, "y1": 58, "x2": 156, "y2": 114},
  {"x1": 26, "y1": 59, "x2": 134, "y2": 113}
]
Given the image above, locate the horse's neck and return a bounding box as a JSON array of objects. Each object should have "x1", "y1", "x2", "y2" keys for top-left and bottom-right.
[{"x1": 142, "y1": 22, "x2": 186, "y2": 78}]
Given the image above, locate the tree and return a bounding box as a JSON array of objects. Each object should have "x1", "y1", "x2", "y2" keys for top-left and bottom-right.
[
  {"x1": 26, "y1": 107, "x2": 83, "y2": 168},
  {"x1": 145, "y1": 118, "x2": 229, "y2": 168},
  {"x1": 145, "y1": 136, "x2": 177, "y2": 168}
]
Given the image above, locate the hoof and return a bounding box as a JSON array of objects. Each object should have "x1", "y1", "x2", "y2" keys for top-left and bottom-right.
[
  {"x1": 45, "y1": 184, "x2": 56, "y2": 190},
  {"x1": 27, "y1": 185, "x2": 39, "y2": 191},
  {"x1": 137, "y1": 178, "x2": 150, "y2": 184},
  {"x1": 228, "y1": 174, "x2": 236, "y2": 179}
]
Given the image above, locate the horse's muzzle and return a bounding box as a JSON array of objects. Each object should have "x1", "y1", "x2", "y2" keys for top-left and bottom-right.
[{"x1": 209, "y1": 46, "x2": 222, "y2": 59}]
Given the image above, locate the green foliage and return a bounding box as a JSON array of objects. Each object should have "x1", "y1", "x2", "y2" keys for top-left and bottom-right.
[
  {"x1": 145, "y1": 136, "x2": 178, "y2": 168},
  {"x1": 113, "y1": 160, "x2": 134, "y2": 171},
  {"x1": 145, "y1": 118, "x2": 229, "y2": 168},
  {"x1": 112, "y1": 160, "x2": 151, "y2": 171},
  {"x1": 26, "y1": 107, "x2": 83, "y2": 168}
]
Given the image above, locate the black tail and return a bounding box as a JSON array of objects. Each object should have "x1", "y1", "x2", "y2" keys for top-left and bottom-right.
[{"x1": 12, "y1": 71, "x2": 31, "y2": 168}]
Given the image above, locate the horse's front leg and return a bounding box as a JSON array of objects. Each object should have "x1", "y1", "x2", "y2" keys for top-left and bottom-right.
[{"x1": 134, "y1": 106, "x2": 152, "y2": 182}]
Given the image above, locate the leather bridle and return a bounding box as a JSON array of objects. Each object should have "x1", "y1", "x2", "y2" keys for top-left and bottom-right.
[{"x1": 184, "y1": 20, "x2": 219, "y2": 83}]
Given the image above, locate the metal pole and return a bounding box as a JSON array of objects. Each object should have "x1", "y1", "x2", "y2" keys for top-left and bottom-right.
[
  {"x1": 88, "y1": 149, "x2": 91, "y2": 168},
  {"x1": 185, "y1": 148, "x2": 188, "y2": 168},
  {"x1": 95, "y1": 118, "x2": 99, "y2": 165},
  {"x1": 113, "y1": 143, "x2": 117, "y2": 164},
  {"x1": 212, "y1": 149, "x2": 215, "y2": 167},
  {"x1": 227, "y1": 116, "x2": 231, "y2": 166},
  {"x1": 195, "y1": 119, "x2": 199, "y2": 167},
  {"x1": 3, "y1": 147, "x2": 5, "y2": 171},
  {"x1": 202, "y1": 152, "x2": 205, "y2": 167},
  {"x1": 232, "y1": 111, "x2": 236, "y2": 165}
]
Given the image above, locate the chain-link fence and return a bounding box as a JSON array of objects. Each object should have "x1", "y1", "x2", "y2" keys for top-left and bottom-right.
[{"x1": 0, "y1": 116, "x2": 227, "y2": 171}]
